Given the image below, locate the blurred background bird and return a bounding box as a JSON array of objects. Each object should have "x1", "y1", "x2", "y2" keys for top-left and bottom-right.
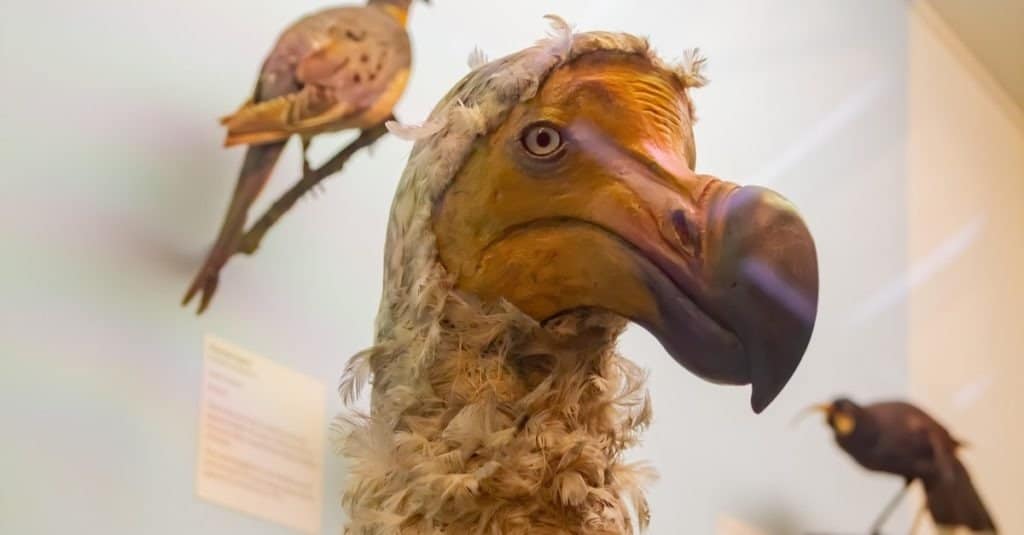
[
  {"x1": 183, "y1": 0, "x2": 427, "y2": 314},
  {"x1": 807, "y1": 398, "x2": 997, "y2": 534}
]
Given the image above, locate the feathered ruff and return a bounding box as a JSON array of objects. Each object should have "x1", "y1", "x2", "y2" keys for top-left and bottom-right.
[
  {"x1": 338, "y1": 296, "x2": 655, "y2": 534},
  {"x1": 339, "y1": 346, "x2": 376, "y2": 406}
]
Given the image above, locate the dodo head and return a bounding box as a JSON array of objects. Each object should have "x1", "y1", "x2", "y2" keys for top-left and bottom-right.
[{"x1": 384, "y1": 21, "x2": 819, "y2": 413}]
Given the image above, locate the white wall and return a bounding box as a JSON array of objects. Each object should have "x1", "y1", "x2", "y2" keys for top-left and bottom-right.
[
  {"x1": 0, "y1": 1, "x2": 911, "y2": 534},
  {"x1": 908, "y1": 3, "x2": 1024, "y2": 534}
]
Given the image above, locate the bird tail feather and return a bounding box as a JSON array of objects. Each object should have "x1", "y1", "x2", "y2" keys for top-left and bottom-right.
[
  {"x1": 924, "y1": 457, "x2": 997, "y2": 533},
  {"x1": 182, "y1": 141, "x2": 286, "y2": 313}
]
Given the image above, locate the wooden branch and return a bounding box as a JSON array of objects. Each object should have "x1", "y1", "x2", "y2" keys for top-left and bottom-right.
[{"x1": 236, "y1": 117, "x2": 393, "y2": 255}]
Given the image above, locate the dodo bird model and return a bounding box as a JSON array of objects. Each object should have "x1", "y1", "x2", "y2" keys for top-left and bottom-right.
[
  {"x1": 183, "y1": 0, "x2": 426, "y2": 313},
  {"x1": 335, "y1": 17, "x2": 820, "y2": 534},
  {"x1": 810, "y1": 398, "x2": 997, "y2": 534}
]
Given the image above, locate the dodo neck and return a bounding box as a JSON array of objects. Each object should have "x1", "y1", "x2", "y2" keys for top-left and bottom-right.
[{"x1": 339, "y1": 294, "x2": 657, "y2": 533}]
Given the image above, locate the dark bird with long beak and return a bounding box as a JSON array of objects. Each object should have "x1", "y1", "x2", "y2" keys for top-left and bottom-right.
[
  {"x1": 808, "y1": 398, "x2": 997, "y2": 534},
  {"x1": 183, "y1": 0, "x2": 426, "y2": 313}
]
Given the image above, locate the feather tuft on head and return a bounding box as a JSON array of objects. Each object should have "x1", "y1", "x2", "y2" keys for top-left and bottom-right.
[
  {"x1": 677, "y1": 48, "x2": 708, "y2": 88},
  {"x1": 450, "y1": 100, "x2": 487, "y2": 136},
  {"x1": 467, "y1": 47, "x2": 489, "y2": 70},
  {"x1": 385, "y1": 118, "x2": 445, "y2": 141},
  {"x1": 538, "y1": 14, "x2": 574, "y2": 61}
]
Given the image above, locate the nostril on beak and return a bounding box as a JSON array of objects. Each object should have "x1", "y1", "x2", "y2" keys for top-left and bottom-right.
[{"x1": 671, "y1": 209, "x2": 701, "y2": 256}]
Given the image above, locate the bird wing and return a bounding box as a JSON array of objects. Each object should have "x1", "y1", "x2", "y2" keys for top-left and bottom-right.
[
  {"x1": 922, "y1": 421, "x2": 958, "y2": 482},
  {"x1": 222, "y1": 7, "x2": 410, "y2": 146},
  {"x1": 888, "y1": 407, "x2": 959, "y2": 481},
  {"x1": 858, "y1": 402, "x2": 937, "y2": 477},
  {"x1": 897, "y1": 403, "x2": 961, "y2": 478}
]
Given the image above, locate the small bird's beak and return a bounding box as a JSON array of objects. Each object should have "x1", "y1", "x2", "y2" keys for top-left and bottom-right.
[{"x1": 792, "y1": 403, "x2": 833, "y2": 427}]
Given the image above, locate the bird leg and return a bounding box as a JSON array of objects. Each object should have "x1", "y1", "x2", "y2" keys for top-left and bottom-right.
[
  {"x1": 301, "y1": 136, "x2": 314, "y2": 179},
  {"x1": 300, "y1": 137, "x2": 326, "y2": 197},
  {"x1": 908, "y1": 504, "x2": 926, "y2": 535},
  {"x1": 237, "y1": 117, "x2": 392, "y2": 255},
  {"x1": 869, "y1": 479, "x2": 912, "y2": 535}
]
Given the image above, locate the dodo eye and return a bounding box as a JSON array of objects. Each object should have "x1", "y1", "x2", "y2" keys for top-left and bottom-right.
[{"x1": 521, "y1": 124, "x2": 564, "y2": 158}]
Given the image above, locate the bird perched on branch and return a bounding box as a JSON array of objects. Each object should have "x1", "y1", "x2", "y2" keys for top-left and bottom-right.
[
  {"x1": 335, "y1": 17, "x2": 819, "y2": 534},
  {"x1": 183, "y1": 0, "x2": 427, "y2": 314},
  {"x1": 808, "y1": 398, "x2": 997, "y2": 534}
]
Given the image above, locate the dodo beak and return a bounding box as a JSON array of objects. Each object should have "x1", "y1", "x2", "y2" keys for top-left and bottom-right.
[{"x1": 573, "y1": 125, "x2": 819, "y2": 413}]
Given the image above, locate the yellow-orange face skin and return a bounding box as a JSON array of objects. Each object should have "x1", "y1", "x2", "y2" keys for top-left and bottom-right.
[
  {"x1": 433, "y1": 51, "x2": 819, "y2": 413},
  {"x1": 435, "y1": 52, "x2": 704, "y2": 323}
]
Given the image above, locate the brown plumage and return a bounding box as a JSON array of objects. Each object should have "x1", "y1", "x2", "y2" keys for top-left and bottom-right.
[
  {"x1": 814, "y1": 398, "x2": 997, "y2": 533},
  {"x1": 183, "y1": 0, "x2": 420, "y2": 313}
]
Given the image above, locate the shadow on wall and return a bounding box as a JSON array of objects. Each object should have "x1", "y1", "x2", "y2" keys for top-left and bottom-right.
[{"x1": 132, "y1": 109, "x2": 242, "y2": 279}]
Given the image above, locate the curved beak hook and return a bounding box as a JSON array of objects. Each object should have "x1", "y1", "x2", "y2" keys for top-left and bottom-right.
[{"x1": 790, "y1": 403, "x2": 832, "y2": 428}]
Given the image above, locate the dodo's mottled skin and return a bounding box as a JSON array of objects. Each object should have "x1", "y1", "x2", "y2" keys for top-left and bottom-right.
[
  {"x1": 337, "y1": 18, "x2": 819, "y2": 534},
  {"x1": 183, "y1": 0, "x2": 425, "y2": 313},
  {"x1": 435, "y1": 53, "x2": 696, "y2": 325}
]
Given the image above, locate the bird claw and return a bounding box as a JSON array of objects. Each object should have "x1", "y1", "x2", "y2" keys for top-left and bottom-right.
[
  {"x1": 237, "y1": 233, "x2": 259, "y2": 256},
  {"x1": 181, "y1": 260, "x2": 224, "y2": 315}
]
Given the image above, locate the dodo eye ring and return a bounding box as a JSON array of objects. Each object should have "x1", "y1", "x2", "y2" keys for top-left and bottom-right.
[{"x1": 521, "y1": 123, "x2": 565, "y2": 158}]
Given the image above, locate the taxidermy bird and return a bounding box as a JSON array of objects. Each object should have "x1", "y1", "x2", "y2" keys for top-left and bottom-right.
[
  {"x1": 335, "y1": 17, "x2": 819, "y2": 534},
  {"x1": 809, "y1": 398, "x2": 997, "y2": 534},
  {"x1": 182, "y1": 0, "x2": 426, "y2": 313}
]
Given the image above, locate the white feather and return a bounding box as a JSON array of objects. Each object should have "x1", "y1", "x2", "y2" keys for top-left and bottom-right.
[
  {"x1": 539, "y1": 14, "x2": 574, "y2": 60},
  {"x1": 467, "y1": 46, "x2": 488, "y2": 69},
  {"x1": 449, "y1": 101, "x2": 487, "y2": 137},
  {"x1": 385, "y1": 118, "x2": 444, "y2": 141},
  {"x1": 678, "y1": 48, "x2": 709, "y2": 88},
  {"x1": 338, "y1": 347, "x2": 374, "y2": 406}
]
